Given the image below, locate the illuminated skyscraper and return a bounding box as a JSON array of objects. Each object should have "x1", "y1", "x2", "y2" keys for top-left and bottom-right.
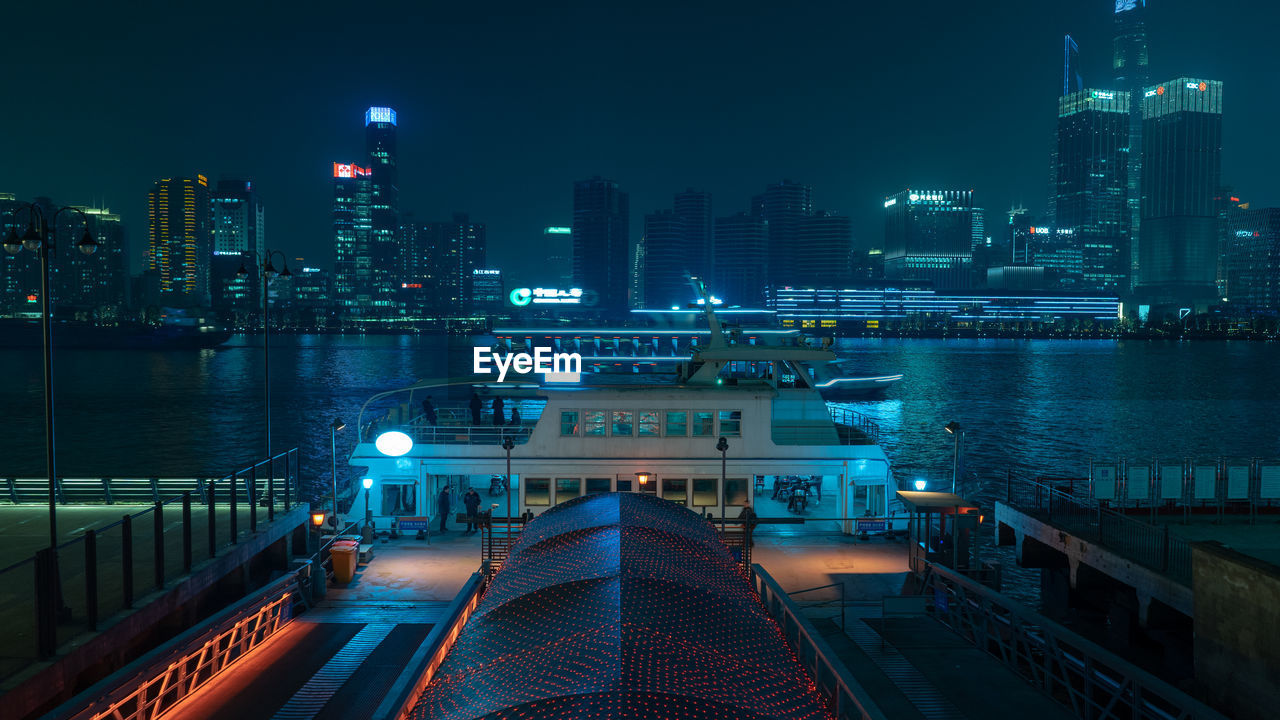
[
  {"x1": 1053, "y1": 89, "x2": 1130, "y2": 292},
  {"x1": 642, "y1": 209, "x2": 686, "y2": 310},
  {"x1": 147, "y1": 175, "x2": 212, "y2": 304},
  {"x1": 1114, "y1": 0, "x2": 1149, "y2": 280},
  {"x1": 572, "y1": 176, "x2": 629, "y2": 315},
  {"x1": 210, "y1": 179, "x2": 265, "y2": 315},
  {"x1": 332, "y1": 161, "x2": 371, "y2": 310},
  {"x1": 1063, "y1": 34, "x2": 1083, "y2": 96},
  {"x1": 1223, "y1": 207, "x2": 1280, "y2": 312},
  {"x1": 883, "y1": 189, "x2": 975, "y2": 290},
  {"x1": 1137, "y1": 78, "x2": 1223, "y2": 307},
  {"x1": 365, "y1": 106, "x2": 400, "y2": 314}
]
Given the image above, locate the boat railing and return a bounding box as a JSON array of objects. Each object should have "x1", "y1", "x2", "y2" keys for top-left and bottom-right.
[
  {"x1": 828, "y1": 406, "x2": 882, "y2": 445},
  {"x1": 360, "y1": 401, "x2": 544, "y2": 445}
]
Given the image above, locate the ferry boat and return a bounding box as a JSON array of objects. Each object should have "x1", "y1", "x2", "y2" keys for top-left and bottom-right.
[{"x1": 347, "y1": 288, "x2": 896, "y2": 535}]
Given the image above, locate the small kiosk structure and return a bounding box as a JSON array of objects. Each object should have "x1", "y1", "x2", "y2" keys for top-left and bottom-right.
[{"x1": 897, "y1": 490, "x2": 982, "y2": 574}]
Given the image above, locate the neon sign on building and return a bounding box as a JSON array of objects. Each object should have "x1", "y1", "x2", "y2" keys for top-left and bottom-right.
[{"x1": 333, "y1": 163, "x2": 371, "y2": 178}]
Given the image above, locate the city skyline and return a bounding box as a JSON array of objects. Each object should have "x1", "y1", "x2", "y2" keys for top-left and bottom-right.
[{"x1": 2, "y1": 0, "x2": 1277, "y2": 287}]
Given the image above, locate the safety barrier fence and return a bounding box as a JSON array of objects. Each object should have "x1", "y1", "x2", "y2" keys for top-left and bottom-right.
[
  {"x1": 0, "y1": 449, "x2": 300, "y2": 675},
  {"x1": 1084, "y1": 458, "x2": 1280, "y2": 521},
  {"x1": 751, "y1": 565, "x2": 888, "y2": 720},
  {"x1": 49, "y1": 563, "x2": 312, "y2": 720},
  {"x1": 922, "y1": 561, "x2": 1227, "y2": 720},
  {"x1": 828, "y1": 406, "x2": 881, "y2": 445},
  {"x1": 1003, "y1": 473, "x2": 1192, "y2": 585}
]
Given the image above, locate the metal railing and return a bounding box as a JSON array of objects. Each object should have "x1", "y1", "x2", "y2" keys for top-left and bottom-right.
[
  {"x1": 751, "y1": 565, "x2": 888, "y2": 720},
  {"x1": 51, "y1": 563, "x2": 311, "y2": 720},
  {"x1": 922, "y1": 561, "x2": 1227, "y2": 720},
  {"x1": 0, "y1": 449, "x2": 301, "y2": 674},
  {"x1": 1004, "y1": 472, "x2": 1191, "y2": 586},
  {"x1": 3, "y1": 477, "x2": 211, "y2": 505},
  {"x1": 828, "y1": 406, "x2": 881, "y2": 445}
]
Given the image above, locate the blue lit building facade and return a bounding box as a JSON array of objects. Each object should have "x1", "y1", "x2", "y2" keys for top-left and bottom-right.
[
  {"x1": 883, "y1": 189, "x2": 975, "y2": 290},
  {"x1": 1114, "y1": 0, "x2": 1149, "y2": 277},
  {"x1": 1053, "y1": 90, "x2": 1130, "y2": 293},
  {"x1": 1138, "y1": 78, "x2": 1223, "y2": 309},
  {"x1": 365, "y1": 106, "x2": 400, "y2": 316},
  {"x1": 332, "y1": 161, "x2": 371, "y2": 312},
  {"x1": 769, "y1": 286, "x2": 1119, "y2": 331},
  {"x1": 1223, "y1": 208, "x2": 1280, "y2": 313}
]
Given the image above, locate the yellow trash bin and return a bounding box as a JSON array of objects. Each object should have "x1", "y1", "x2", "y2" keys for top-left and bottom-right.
[{"x1": 331, "y1": 540, "x2": 359, "y2": 584}]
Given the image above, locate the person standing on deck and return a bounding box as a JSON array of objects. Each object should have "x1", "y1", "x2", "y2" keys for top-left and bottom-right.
[
  {"x1": 509, "y1": 407, "x2": 521, "y2": 427},
  {"x1": 492, "y1": 396, "x2": 506, "y2": 426},
  {"x1": 438, "y1": 486, "x2": 452, "y2": 533},
  {"x1": 469, "y1": 392, "x2": 483, "y2": 425},
  {"x1": 422, "y1": 396, "x2": 438, "y2": 425},
  {"x1": 463, "y1": 488, "x2": 481, "y2": 535}
]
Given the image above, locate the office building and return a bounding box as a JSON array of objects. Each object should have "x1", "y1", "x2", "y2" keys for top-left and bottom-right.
[
  {"x1": 793, "y1": 211, "x2": 853, "y2": 288},
  {"x1": 572, "y1": 177, "x2": 629, "y2": 316},
  {"x1": 1064, "y1": 34, "x2": 1083, "y2": 96},
  {"x1": 472, "y1": 268, "x2": 504, "y2": 309},
  {"x1": 674, "y1": 189, "x2": 713, "y2": 282},
  {"x1": 1223, "y1": 208, "x2": 1280, "y2": 312},
  {"x1": 883, "y1": 189, "x2": 975, "y2": 290},
  {"x1": 642, "y1": 209, "x2": 687, "y2": 310},
  {"x1": 1054, "y1": 89, "x2": 1131, "y2": 293},
  {"x1": 544, "y1": 226, "x2": 574, "y2": 288},
  {"x1": 712, "y1": 212, "x2": 768, "y2": 307},
  {"x1": 146, "y1": 175, "x2": 212, "y2": 305},
  {"x1": 66, "y1": 206, "x2": 127, "y2": 313},
  {"x1": 332, "y1": 161, "x2": 372, "y2": 312},
  {"x1": 751, "y1": 180, "x2": 813, "y2": 288},
  {"x1": 1138, "y1": 78, "x2": 1223, "y2": 308},
  {"x1": 365, "y1": 106, "x2": 400, "y2": 314},
  {"x1": 1114, "y1": 0, "x2": 1149, "y2": 276},
  {"x1": 210, "y1": 179, "x2": 265, "y2": 316}
]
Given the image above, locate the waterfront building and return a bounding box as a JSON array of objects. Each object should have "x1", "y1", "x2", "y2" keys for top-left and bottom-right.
[
  {"x1": 793, "y1": 211, "x2": 853, "y2": 288},
  {"x1": 1223, "y1": 207, "x2": 1280, "y2": 313},
  {"x1": 146, "y1": 175, "x2": 212, "y2": 305},
  {"x1": 572, "y1": 176, "x2": 629, "y2": 317},
  {"x1": 64, "y1": 205, "x2": 128, "y2": 314},
  {"x1": 752, "y1": 180, "x2": 813, "y2": 288},
  {"x1": 674, "y1": 188, "x2": 713, "y2": 282},
  {"x1": 0, "y1": 192, "x2": 35, "y2": 316},
  {"x1": 210, "y1": 179, "x2": 265, "y2": 318},
  {"x1": 712, "y1": 211, "x2": 768, "y2": 307},
  {"x1": 1114, "y1": 0, "x2": 1150, "y2": 273},
  {"x1": 769, "y1": 286, "x2": 1119, "y2": 331},
  {"x1": 1064, "y1": 34, "x2": 1083, "y2": 96},
  {"x1": 366, "y1": 106, "x2": 400, "y2": 316},
  {"x1": 642, "y1": 209, "x2": 687, "y2": 310},
  {"x1": 1137, "y1": 78, "x2": 1223, "y2": 309},
  {"x1": 883, "y1": 189, "x2": 975, "y2": 290},
  {"x1": 1054, "y1": 89, "x2": 1131, "y2": 293},
  {"x1": 332, "y1": 161, "x2": 371, "y2": 313},
  {"x1": 543, "y1": 225, "x2": 574, "y2": 288},
  {"x1": 471, "y1": 268, "x2": 504, "y2": 309}
]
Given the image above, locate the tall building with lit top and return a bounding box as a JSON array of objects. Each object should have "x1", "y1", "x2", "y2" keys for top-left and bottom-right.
[
  {"x1": 572, "y1": 176, "x2": 629, "y2": 316},
  {"x1": 1053, "y1": 89, "x2": 1130, "y2": 292},
  {"x1": 1114, "y1": 0, "x2": 1149, "y2": 276},
  {"x1": 332, "y1": 162, "x2": 371, "y2": 311},
  {"x1": 210, "y1": 179, "x2": 265, "y2": 316},
  {"x1": 1138, "y1": 78, "x2": 1223, "y2": 307},
  {"x1": 147, "y1": 175, "x2": 212, "y2": 305},
  {"x1": 883, "y1": 189, "x2": 975, "y2": 290},
  {"x1": 365, "y1": 106, "x2": 400, "y2": 314},
  {"x1": 63, "y1": 205, "x2": 127, "y2": 312},
  {"x1": 1223, "y1": 208, "x2": 1280, "y2": 312}
]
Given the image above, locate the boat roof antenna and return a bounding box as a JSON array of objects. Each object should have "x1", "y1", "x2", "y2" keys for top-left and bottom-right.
[{"x1": 688, "y1": 275, "x2": 728, "y2": 350}]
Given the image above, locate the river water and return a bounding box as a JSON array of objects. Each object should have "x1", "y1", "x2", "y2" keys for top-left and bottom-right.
[{"x1": 1, "y1": 335, "x2": 1277, "y2": 508}]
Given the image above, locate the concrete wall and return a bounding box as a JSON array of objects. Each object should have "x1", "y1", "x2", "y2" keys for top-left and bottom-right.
[{"x1": 1192, "y1": 541, "x2": 1280, "y2": 720}]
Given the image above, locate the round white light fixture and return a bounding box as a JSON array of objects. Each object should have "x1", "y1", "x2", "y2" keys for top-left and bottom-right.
[
  {"x1": 362, "y1": 477, "x2": 373, "y2": 489},
  {"x1": 375, "y1": 430, "x2": 413, "y2": 457},
  {"x1": 913, "y1": 479, "x2": 928, "y2": 491}
]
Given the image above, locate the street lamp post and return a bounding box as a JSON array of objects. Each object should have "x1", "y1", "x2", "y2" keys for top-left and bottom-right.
[
  {"x1": 330, "y1": 418, "x2": 346, "y2": 528},
  {"x1": 716, "y1": 437, "x2": 729, "y2": 522},
  {"x1": 237, "y1": 250, "x2": 292, "y2": 460},
  {"x1": 945, "y1": 421, "x2": 964, "y2": 494},
  {"x1": 362, "y1": 477, "x2": 374, "y2": 527},
  {"x1": 4, "y1": 204, "x2": 99, "y2": 552},
  {"x1": 502, "y1": 435, "x2": 515, "y2": 546}
]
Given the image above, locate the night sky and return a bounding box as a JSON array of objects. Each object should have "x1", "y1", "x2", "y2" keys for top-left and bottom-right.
[{"x1": 3, "y1": 0, "x2": 1276, "y2": 287}]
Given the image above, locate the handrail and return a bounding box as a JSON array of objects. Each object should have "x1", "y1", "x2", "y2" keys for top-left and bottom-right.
[
  {"x1": 751, "y1": 565, "x2": 887, "y2": 720},
  {"x1": 924, "y1": 561, "x2": 1227, "y2": 720}
]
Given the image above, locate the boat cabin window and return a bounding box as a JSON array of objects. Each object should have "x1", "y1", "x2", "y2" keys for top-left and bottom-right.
[
  {"x1": 692, "y1": 478, "x2": 718, "y2": 506},
  {"x1": 638, "y1": 411, "x2": 660, "y2": 436},
  {"x1": 724, "y1": 478, "x2": 750, "y2": 506},
  {"x1": 662, "y1": 478, "x2": 688, "y2": 505},
  {"x1": 560, "y1": 411, "x2": 579, "y2": 436},
  {"x1": 583, "y1": 410, "x2": 606, "y2": 436},
  {"x1": 585, "y1": 477, "x2": 611, "y2": 494},
  {"x1": 665, "y1": 411, "x2": 688, "y2": 436},
  {"x1": 616, "y1": 478, "x2": 632, "y2": 492},
  {"x1": 718, "y1": 410, "x2": 742, "y2": 437},
  {"x1": 691, "y1": 411, "x2": 714, "y2": 436},
  {"x1": 526, "y1": 478, "x2": 551, "y2": 505},
  {"x1": 612, "y1": 411, "x2": 634, "y2": 436},
  {"x1": 556, "y1": 478, "x2": 581, "y2": 502}
]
